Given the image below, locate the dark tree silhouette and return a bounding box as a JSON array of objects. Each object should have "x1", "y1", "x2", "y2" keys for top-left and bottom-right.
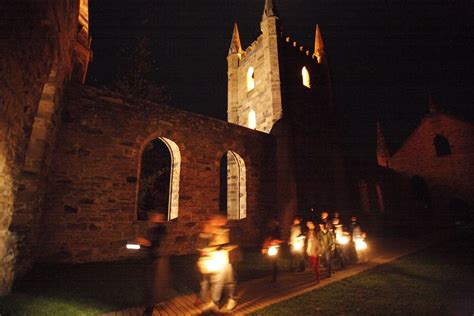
[{"x1": 110, "y1": 37, "x2": 170, "y2": 104}]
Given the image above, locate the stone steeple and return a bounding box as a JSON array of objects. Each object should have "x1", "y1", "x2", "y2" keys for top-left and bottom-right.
[
  {"x1": 376, "y1": 121, "x2": 390, "y2": 167},
  {"x1": 228, "y1": 23, "x2": 242, "y2": 55},
  {"x1": 262, "y1": 0, "x2": 279, "y2": 19},
  {"x1": 314, "y1": 24, "x2": 325, "y2": 63}
]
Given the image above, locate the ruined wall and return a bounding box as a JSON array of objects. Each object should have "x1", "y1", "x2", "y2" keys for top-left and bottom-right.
[
  {"x1": 38, "y1": 85, "x2": 275, "y2": 263},
  {"x1": 0, "y1": 1, "x2": 80, "y2": 294},
  {"x1": 390, "y1": 113, "x2": 474, "y2": 215}
]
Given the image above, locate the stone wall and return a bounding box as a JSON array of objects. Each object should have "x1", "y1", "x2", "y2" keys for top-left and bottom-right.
[
  {"x1": 38, "y1": 85, "x2": 275, "y2": 263},
  {"x1": 0, "y1": 0, "x2": 88, "y2": 294},
  {"x1": 389, "y1": 113, "x2": 474, "y2": 216}
]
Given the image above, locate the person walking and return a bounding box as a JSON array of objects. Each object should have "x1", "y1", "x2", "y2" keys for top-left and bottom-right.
[
  {"x1": 306, "y1": 220, "x2": 321, "y2": 283},
  {"x1": 136, "y1": 213, "x2": 170, "y2": 316},
  {"x1": 289, "y1": 215, "x2": 306, "y2": 272},
  {"x1": 262, "y1": 217, "x2": 283, "y2": 282},
  {"x1": 318, "y1": 222, "x2": 334, "y2": 278}
]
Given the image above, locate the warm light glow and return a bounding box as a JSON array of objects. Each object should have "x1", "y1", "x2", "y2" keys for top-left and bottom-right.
[
  {"x1": 206, "y1": 250, "x2": 229, "y2": 272},
  {"x1": 336, "y1": 234, "x2": 350, "y2": 245},
  {"x1": 292, "y1": 236, "x2": 305, "y2": 252},
  {"x1": 199, "y1": 250, "x2": 229, "y2": 274},
  {"x1": 354, "y1": 238, "x2": 368, "y2": 251},
  {"x1": 126, "y1": 243, "x2": 141, "y2": 250},
  {"x1": 302, "y1": 66, "x2": 311, "y2": 88},
  {"x1": 248, "y1": 110, "x2": 256, "y2": 130},
  {"x1": 268, "y1": 245, "x2": 279, "y2": 257},
  {"x1": 247, "y1": 67, "x2": 255, "y2": 91}
]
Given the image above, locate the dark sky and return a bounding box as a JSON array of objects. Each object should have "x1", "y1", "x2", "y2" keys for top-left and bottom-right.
[{"x1": 87, "y1": 0, "x2": 474, "y2": 153}]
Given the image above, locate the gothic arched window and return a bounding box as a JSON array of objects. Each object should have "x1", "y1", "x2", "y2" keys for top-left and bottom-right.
[
  {"x1": 247, "y1": 67, "x2": 255, "y2": 91},
  {"x1": 138, "y1": 137, "x2": 181, "y2": 220},
  {"x1": 434, "y1": 134, "x2": 451, "y2": 156},
  {"x1": 220, "y1": 151, "x2": 247, "y2": 220},
  {"x1": 302, "y1": 66, "x2": 311, "y2": 88}
]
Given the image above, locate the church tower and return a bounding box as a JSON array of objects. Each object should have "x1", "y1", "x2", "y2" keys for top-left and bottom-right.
[
  {"x1": 227, "y1": 0, "x2": 333, "y2": 133},
  {"x1": 227, "y1": 0, "x2": 283, "y2": 133}
]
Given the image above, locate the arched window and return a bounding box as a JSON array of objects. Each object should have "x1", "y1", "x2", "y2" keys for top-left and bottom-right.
[
  {"x1": 247, "y1": 67, "x2": 255, "y2": 91},
  {"x1": 221, "y1": 151, "x2": 247, "y2": 220},
  {"x1": 433, "y1": 134, "x2": 451, "y2": 156},
  {"x1": 302, "y1": 66, "x2": 311, "y2": 88},
  {"x1": 138, "y1": 137, "x2": 181, "y2": 220},
  {"x1": 248, "y1": 110, "x2": 257, "y2": 130}
]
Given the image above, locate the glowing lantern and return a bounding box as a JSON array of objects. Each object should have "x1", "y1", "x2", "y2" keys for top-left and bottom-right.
[
  {"x1": 336, "y1": 234, "x2": 350, "y2": 245},
  {"x1": 126, "y1": 243, "x2": 141, "y2": 250},
  {"x1": 292, "y1": 236, "x2": 305, "y2": 252},
  {"x1": 198, "y1": 249, "x2": 229, "y2": 274},
  {"x1": 268, "y1": 245, "x2": 279, "y2": 257},
  {"x1": 354, "y1": 238, "x2": 368, "y2": 251}
]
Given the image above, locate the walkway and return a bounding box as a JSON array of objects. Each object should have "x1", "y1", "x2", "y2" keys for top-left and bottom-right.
[{"x1": 103, "y1": 235, "x2": 436, "y2": 316}]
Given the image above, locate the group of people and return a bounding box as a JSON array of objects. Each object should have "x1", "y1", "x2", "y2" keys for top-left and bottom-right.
[
  {"x1": 263, "y1": 211, "x2": 367, "y2": 283},
  {"x1": 135, "y1": 211, "x2": 366, "y2": 315}
]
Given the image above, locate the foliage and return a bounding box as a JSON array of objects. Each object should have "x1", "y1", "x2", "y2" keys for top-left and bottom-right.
[{"x1": 109, "y1": 37, "x2": 170, "y2": 104}]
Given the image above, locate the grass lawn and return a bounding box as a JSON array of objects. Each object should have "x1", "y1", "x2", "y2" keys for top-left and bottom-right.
[
  {"x1": 0, "y1": 247, "x2": 292, "y2": 316},
  {"x1": 253, "y1": 227, "x2": 474, "y2": 315}
]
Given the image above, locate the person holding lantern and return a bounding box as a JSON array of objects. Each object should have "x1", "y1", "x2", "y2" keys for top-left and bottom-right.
[
  {"x1": 199, "y1": 215, "x2": 237, "y2": 313},
  {"x1": 136, "y1": 212, "x2": 170, "y2": 316},
  {"x1": 262, "y1": 217, "x2": 283, "y2": 282},
  {"x1": 289, "y1": 215, "x2": 306, "y2": 272}
]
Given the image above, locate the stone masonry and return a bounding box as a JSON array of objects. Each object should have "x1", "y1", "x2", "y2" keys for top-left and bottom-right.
[{"x1": 38, "y1": 85, "x2": 275, "y2": 263}]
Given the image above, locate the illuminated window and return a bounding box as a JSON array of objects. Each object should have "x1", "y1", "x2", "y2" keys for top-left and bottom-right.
[
  {"x1": 302, "y1": 66, "x2": 311, "y2": 88},
  {"x1": 248, "y1": 110, "x2": 256, "y2": 130},
  {"x1": 247, "y1": 67, "x2": 255, "y2": 91},
  {"x1": 138, "y1": 137, "x2": 181, "y2": 221},
  {"x1": 220, "y1": 151, "x2": 247, "y2": 220},
  {"x1": 434, "y1": 134, "x2": 451, "y2": 156}
]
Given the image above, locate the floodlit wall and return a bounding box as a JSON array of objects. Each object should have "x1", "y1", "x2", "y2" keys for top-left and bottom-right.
[{"x1": 38, "y1": 85, "x2": 275, "y2": 263}]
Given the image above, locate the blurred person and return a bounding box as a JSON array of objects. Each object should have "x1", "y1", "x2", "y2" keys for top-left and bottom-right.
[
  {"x1": 318, "y1": 222, "x2": 334, "y2": 278},
  {"x1": 320, "y1": 211, "x2": 333, "y2": 232},
  {"x1": 289, "y1": 215, "x2": 306, "y2": 272},
  {"x1": 262, "y1": 217, "x2": 283, "y2": 282},
  {"x1": 306, "y1": 220, "x2": 321, "y2": 283},
  {"x1": 136, "y1": 213, "x2": 170, "y2": 316},
  {"x1": 332, "y1": 217, "x2": 347, "y2": 268},
  {"x1": 200, "y1": 214, "x2": 237, "y2": 313}
]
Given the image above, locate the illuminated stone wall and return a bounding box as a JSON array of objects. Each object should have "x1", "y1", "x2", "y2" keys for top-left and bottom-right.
[
  {"x1": 227, "y1": 13, "x2": 348, "y2": 215},
  {"x1": 389, "y1": 113, "x2": 474, "y2": 218},
  {"x1": 38, "y1": 85, "x2": 275, "y2": 263},
  {"x1": 227, "y1": 16, "x2": 283, "y2": 133},
  {"x1": 0, "y1": 0, "x2": 90, "y2": 294}
]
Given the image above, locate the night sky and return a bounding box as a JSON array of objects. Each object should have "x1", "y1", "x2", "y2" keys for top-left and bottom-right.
[{"x1": 87, "y1": 0, "x2": 474, "y2": 154}]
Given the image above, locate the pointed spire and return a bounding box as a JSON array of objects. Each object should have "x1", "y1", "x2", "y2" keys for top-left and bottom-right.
[
  {"x1": 376, "y1": 121, "x2": 390, "y2": 168},
  {"x1": 428, "y1": 94, "x2": 438, "y2": 114},
  {"x1": 314, "y1": 24, "x2": 325, "y2": 63},
  {"x1": 228, "y1": 23, "x2": 242, "y2": 55},
  {"x1": 262, "y1": 0, "x2": 279, "y2": 19}
]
